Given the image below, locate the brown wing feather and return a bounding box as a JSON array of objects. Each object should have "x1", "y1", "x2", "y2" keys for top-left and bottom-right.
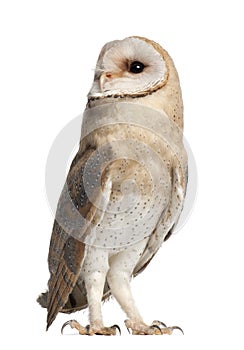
[
  {"x1": 46, "y1": 234, "x2": 85, "y2": 329},
  {"x1": 46, "y1": 146, "x2": 96, "y2": 330}
]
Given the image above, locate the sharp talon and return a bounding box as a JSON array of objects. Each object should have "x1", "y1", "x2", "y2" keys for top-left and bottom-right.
[
  {"x1": 150, "y1": 325, "x2": 163, "y2": 334},
  {"x1": 126, "y1": 326, "x2": 131, "y2": 334},
  {"x1": 171, "y1": 326, "x2": 184, "y2": 335},
  {"x1": 124, "y1": 319, "x2": 131, "y2": 334},
  {"x1": 61, "y1": 320, "x2": 74, "y2": 335},
  {"x1": 86, "y1": 325, "x2": 90, "y2": 335},
  {"x1": 152, "y1": 320, "x2": 167, "y2": 328},
  {"x1": 111, "y1": 324, "x2": 121, "y2": 335}
]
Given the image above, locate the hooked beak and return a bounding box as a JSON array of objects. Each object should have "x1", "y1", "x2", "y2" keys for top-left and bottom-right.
[
  {"x1": 99, "y1": 71, "x2": 123, "y2": 91},
  {"x1": 99, "y1": 72, "x2": 110, "y2": 91}
]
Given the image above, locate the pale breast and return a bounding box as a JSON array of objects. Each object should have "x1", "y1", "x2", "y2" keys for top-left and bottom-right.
[{"x1": 80, "y1": 102, "x2": 187, "y2": 252}]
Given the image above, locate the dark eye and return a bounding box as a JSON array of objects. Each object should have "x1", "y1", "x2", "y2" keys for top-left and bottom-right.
[{"x1": 129, "y1": 61, "x2": 145, "y2": 74}]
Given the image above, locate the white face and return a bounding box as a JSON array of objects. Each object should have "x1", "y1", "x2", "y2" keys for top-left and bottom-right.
[{"x1": 88, "y1": 37, "x2": 167, "y2": 98}]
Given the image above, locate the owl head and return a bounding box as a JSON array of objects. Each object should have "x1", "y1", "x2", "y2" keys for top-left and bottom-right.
[
  {"x1": 88, "y1": 36, "x2": 171, "y2": 99},
  {"x1": 88, "y1": 36, "x2": 183, "y2": 129}
]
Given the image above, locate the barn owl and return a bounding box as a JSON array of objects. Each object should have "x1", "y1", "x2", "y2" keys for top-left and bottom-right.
[{"x1": 38, "y1": 36, "x2": 188, "y2": 335}]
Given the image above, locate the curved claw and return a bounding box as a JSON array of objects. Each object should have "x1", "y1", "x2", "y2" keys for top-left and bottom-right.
[
  {"x1": 61, "y1": 320, "x2": 75, "y2": 335},
  {"x1": 125, "y1": 325, "x2": 131, "y2": 334},
  {"x1": 111, "y1": 324, "x2": 121, "y2": 335},
  {"x1": 152, "y1": 320, "x2": 167, "y2": 328},
  {"x1": 150, "y1": 325, "x2": 163, "y2": 334},
  {"x1": 170, "y1": 326, "x2": 184, "y2": 335}
]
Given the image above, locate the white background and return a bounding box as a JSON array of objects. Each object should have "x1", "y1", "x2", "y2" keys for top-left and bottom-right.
[{"x1": 1, "y1": 0, "x2": 244, "y2": 349}]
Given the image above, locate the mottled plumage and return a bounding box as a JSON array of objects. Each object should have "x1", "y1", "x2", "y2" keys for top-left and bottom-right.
[{"x1": 38, "y1": 36, "x2": 188, "y2": 335}]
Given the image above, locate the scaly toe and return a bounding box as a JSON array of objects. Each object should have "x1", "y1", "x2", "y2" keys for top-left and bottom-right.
[
  {"x1": 124, "y1": 319, "x2": 184, "y2": 335},
  {"x1": 125, "y1": 319, "x2": 158, "y2": 335},
  {"x1": 61, "y1": 320, "x2": 120, "y2": 336},
  {"x1": 93, "y1": 325, "x2": 121, "y2": 336},
  {"x1": 155, "y1": 326, "x2": 183, "y2": 335},
  {"x1": 151, "y1": 321, "x2": 184, "y2": 335},
  {"x1": 61, "y1": 320, "x2": 89, "y2": 335},
  {"x1": 152, "y1": 320, "x2": 167, "y2": 328}
]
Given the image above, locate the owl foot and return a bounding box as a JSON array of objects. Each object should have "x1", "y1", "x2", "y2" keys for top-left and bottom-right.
[
  {"x1": 61, "y1": 319, "x2": 121, "y2": 336},
  {"x1": 125, "y1": 319, "x2": 184, "y2": 335}
]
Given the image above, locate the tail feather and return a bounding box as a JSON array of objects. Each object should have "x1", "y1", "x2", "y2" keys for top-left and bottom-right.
[
  {"x1": 37, "y1": 292, "x2": 48, "y2": 308},
  {"x1": 36, "y1": 280, "x2": 111, "y2": 328}
]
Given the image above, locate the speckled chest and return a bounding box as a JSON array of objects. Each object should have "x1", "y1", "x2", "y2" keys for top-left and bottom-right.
[{"x1": 80, "y1": 102, "x2": 185, "y2": 251}]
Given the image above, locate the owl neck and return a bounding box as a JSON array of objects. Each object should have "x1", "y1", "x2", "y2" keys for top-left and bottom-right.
[{"x1": 86, "y1": 86, "x2": 184, "y2": 131}]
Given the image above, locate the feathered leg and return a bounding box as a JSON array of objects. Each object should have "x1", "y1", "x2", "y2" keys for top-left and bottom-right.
[
  {"x1": 62, "y1": 246, "x2": 120, "y2": 335},
  {"x1": 107, "y1": 240, "x2": 183, "y2": 335}
]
